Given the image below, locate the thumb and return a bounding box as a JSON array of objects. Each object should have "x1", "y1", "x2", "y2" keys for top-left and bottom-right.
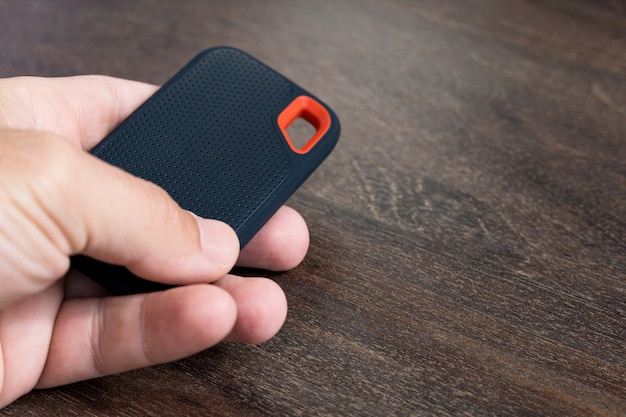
[{"x1": 0, "y1": 130, "x2": 239, "y2": 307}]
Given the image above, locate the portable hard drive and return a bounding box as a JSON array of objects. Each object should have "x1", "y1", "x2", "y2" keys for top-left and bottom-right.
[{"x1": 72, "y1": 47, "x2": 341, "y2": 294}]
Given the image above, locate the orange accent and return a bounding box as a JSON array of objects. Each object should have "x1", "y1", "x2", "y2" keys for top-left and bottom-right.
[{"x1": 277, "y1": 96, "x2": 331, "y2": 154}]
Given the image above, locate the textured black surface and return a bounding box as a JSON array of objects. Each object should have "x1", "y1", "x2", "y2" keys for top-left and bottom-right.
[
  {"x1": 94, "y1": 47, "x2": 294, "y2": 230},
  {"x1": 74, "y1": 47, "x2": 340, "y2": 294}
]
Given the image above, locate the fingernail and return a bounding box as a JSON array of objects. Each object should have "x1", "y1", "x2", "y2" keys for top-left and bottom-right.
[{"x1": 194, "y1": 217, "x2": 240, "y2": 270}]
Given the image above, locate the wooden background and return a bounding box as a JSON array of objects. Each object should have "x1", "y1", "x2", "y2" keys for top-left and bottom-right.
[{"x1": 1, "y1": 0, "x2": 625, "y2": 415}]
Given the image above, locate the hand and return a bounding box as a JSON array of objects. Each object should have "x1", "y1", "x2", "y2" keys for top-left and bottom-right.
[{"x1": 0, "y1": 75, "x2": 310, "y2": 407}]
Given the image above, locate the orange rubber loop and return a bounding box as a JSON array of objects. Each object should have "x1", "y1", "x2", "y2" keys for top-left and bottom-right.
[{"x1": 277, "y1": 96, "x2": 331, "y2": 154}]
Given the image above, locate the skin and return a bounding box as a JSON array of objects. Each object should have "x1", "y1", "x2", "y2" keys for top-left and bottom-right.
[{"x1": 0, "y1": 75, "x2": 310, "y2": 408}]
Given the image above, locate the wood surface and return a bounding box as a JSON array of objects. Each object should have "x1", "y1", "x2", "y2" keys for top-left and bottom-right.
[{"x1": 1, "y1": 0, "x2": 624, "y2": 415}]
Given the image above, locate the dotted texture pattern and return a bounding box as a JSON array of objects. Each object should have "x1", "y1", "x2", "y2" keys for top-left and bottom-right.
[{"x1": 94, "y1": 48, "x2": 294, "y2": 232}]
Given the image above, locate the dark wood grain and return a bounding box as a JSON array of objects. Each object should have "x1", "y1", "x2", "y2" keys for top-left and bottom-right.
[{"x1": 1, "y1": 0, "x2": 624, "y2": 415}]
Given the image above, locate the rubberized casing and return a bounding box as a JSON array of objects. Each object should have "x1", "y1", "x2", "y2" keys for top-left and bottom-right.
[{"x1": 72, "y1": 47, "x2": 340, "y2": 294}]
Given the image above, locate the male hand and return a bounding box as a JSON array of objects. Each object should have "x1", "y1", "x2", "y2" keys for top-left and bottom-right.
[{"x1": 0, "y1": 75, "x2": 309, "y2": 407}]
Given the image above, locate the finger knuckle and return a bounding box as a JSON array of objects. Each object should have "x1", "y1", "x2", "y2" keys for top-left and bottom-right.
[{"x1": 32, "y1": 133, "x2": 78, "y2": 194}]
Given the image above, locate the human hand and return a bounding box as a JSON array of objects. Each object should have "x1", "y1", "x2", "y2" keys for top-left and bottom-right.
[{"x1": 0, "y1": 75, "x2": 310, "y2": 407}]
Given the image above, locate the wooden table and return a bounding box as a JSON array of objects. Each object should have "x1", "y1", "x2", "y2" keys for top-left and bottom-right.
[{"x1": 1, "y1": 1, "x2": 624, "y2": 415}]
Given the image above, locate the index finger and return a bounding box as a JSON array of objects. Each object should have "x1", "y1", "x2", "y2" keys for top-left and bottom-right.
[{"x1": 0, "y1": 75, "x2": 158, "y2": 150}]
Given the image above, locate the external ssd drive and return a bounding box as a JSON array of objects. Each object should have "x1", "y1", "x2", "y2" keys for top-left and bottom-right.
[{"x1": 71, "y1": 47, "x2": 341, "y2": 295}]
